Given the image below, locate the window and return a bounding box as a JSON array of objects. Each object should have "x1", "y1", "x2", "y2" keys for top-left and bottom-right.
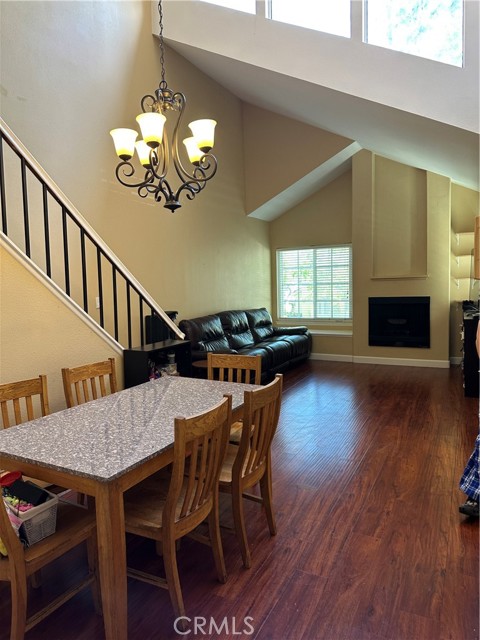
[
  {"x1": 277, "y1": 246, "x2": 352, "y2": 321},
  {"x1": 198, "y1": 0, "x2": 256, "y2": 14},
  {"x1": 365, "y1": 0, "x2": 464, "y2": 67},
  {"x1": 269, "y1": 0, "x2": 351, "y2": 38}
]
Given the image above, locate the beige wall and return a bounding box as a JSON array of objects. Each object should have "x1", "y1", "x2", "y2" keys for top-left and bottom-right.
[
  {"x1": 0, "y1": 1, "x2": 271, "y2": 389},
  {"x1": 243, "y1": 104, "x2": 353, "y2": 215},
  {"x1": 0, "y1": 246, "x2": 122, "y2": 412}
]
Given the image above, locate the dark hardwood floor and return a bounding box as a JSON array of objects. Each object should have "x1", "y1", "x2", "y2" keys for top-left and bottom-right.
[{"x1": 1, "y1": 361, "x2": 478, "y2": 640}]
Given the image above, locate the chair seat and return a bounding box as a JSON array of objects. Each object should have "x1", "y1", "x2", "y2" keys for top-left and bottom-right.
[
  {"x1": 229, "y1": 420, "x2": 243, "y2": 444},
  {"x1": 125, "y1": 473, "x2": 215, "y2": 537},
  {"x1": 124, "y1": 477, "x2": 169, "y2": 534}
]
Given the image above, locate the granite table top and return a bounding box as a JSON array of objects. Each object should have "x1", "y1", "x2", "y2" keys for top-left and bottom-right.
[{"x1": 0, "y1": 376, "x2": 256, "y2": 483}]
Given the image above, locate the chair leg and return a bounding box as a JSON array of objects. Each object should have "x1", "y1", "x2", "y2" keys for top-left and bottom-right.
[
  {"x1": 163, "y1": 534, "x2": 186, "y2": 621},
  {"x1": 10, "y1": 563, "x2": 28, "y2": 640},
  {"x1": 207, "y1": 499, "x2": 227, "y2": 583},
  {"x1": 30, "y1": 570, "x2": 42, "y2": 589},
  {"x1": 260, "y1": 465, "x2": 277, "y2": 536},
  {"x1": 231, "y1": 484, "x2": 251, "y2": 569}
]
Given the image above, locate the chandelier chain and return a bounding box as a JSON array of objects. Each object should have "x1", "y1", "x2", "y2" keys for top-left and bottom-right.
[{"x1": 158, "y1": 0, "x2": 166, "y2": 86}]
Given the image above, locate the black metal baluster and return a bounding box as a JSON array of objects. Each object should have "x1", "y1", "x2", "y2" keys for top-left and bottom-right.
[
  {"x1": 42, "y1": 184, "x2": 52, "y2": 278},
  {"x1": 126, "y1": 282, "x2": 132, "y2": 349},
  {"x1": 20, "y1": 158, "x2": 31, "y2": 257},
  {"x1": 97, "y1": 247, "x2": 104, "y2": 328},
  {"x1": 112, "y1": 264, "x2": 119, "y2": 341},
  {"x1": 140, "y1": 297, "x2": 145, "y2": 346},
  {"x1": 62, "y1": 206, "x2": 70, "y2": 295},
  {"x1": 80, "y1": 228, "x2": 88, "y2": 312},
  {"x1": 0, "y1": 135, "x2": 7, "y2": 235}
]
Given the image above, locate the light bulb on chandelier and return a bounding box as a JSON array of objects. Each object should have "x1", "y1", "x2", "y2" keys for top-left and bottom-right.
[{"x1": 110, "y1": 0, "x2": 218, "y2": 212}]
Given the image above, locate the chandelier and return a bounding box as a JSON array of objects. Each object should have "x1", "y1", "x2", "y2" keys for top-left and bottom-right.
[{"x1": 110, "y1": 0, "x2": 218, "y2": 212}]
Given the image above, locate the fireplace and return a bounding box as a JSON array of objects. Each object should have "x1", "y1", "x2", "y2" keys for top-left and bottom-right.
[{"x1": 368, "y1": 296, "x2": 430, "y2": 348}]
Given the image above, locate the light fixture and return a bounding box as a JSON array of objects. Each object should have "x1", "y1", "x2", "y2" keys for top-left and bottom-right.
[{"x1": 110, "y1": 0, "x2": 218, "y2": 212}]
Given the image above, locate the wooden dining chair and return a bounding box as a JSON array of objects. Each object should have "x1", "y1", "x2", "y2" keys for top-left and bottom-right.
[
  {"x1": 123, "y1": 394, "x2": 232, "y2": 624},
  {"x1": 0, "y1": 376, "x2": 68, "y2": 495},
  {"x1": 207, "y1": 353, "x2": 261, "y2": 444},
  {"x1": 219, "y1": 373, "x2": 283, "y2": 569},
  {"x1": 0, "y1": 375, "x2": 50, "y2": 429},
  {"x1": 61, "y1": 357, "x2": 117, "y2": 408},
  {"x1": 0, "y1": 498, "x2": 101, "y2": 639}
]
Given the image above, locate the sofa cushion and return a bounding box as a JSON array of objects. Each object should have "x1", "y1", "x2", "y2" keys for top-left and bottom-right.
[
  {"x1": 178, "y1": 315, "x2": 230, "y2": 353},
  {"x1": 218, "y1": 310, "x2": 255, "y2": 350},
  {"x1": 280, "y1": 333, "x2": 312, "y2": 357},
  {"x1": 245, "y1": 308, "x2": 275, "y2": 342}
]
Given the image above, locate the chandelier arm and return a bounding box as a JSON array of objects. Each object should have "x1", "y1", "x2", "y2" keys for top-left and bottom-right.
[
  {"x1": 114, "y1": 162, "x2": 155, "y2": 190},
  {"x1": 170, "y1": 91, "x2": 200, "y2": 183},
  {"x1": 178, "y1": 153, "x2": 219, "y2": 186},
  {"x1": 147, "y1": 145, "x2": 167, "y2": 182},
  {"x1": 141, "y1": 94, "x2": 158, "y2": 113}
]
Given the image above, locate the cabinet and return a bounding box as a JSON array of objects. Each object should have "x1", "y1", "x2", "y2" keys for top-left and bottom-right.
[
  {"x1": 462, "y1": 314, "x2": 479, "y2": 398},
  {"x1": 124, "y1": 339, "x2": 192, "y2": 388}
]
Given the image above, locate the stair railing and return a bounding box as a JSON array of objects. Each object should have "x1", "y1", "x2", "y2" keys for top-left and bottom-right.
[{"x1": 0, "y1": 117, "x2": 184, "y2": 349}]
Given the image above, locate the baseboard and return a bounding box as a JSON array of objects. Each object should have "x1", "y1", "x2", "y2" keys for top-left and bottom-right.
[
  {"x1": 310, "y1": 352, "x2": 450, "y2": 368},
  {"x1": 310, "y1": 353, "x2": 353, "y2": 362}
]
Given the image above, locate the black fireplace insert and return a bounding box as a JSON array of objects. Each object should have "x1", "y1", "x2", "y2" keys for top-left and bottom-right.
[{"x1": 368, "y1": 296, "x2": 430, "y2": 348}]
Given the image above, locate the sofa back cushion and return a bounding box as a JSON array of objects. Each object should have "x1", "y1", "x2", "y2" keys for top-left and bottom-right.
[
  {"x1": 218, "y1": 310, "x2": 255, "y2": 349},
  {"x1": 178, "y1": 315, "x2": 230, "y2": 352},
  {"x1": 245, "y1": 308, "x2": 275, "y2": 342}
]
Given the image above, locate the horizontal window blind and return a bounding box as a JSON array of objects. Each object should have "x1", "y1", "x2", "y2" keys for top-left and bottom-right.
[{"x1": 277, "y1": 246, "x2": 352, "y2": 320}]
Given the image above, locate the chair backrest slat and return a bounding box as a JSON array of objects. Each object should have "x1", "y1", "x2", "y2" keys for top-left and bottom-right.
[{"x1": 207, "y1": 353, "x2": 261, "y2": 385}]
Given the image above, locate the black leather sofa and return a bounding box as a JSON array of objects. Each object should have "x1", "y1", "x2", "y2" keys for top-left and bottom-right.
[{"x1": 179, "y1": 307, "x2": 311, "y2": 382}]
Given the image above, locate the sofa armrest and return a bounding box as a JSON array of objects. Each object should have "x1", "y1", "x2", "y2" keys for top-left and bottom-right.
[
  {"x1": 273, "y1": 326, "x2": 309, "y2": 336},
  {"x1": 191, "y1": 348, "x2": 238, "y2": 361}
]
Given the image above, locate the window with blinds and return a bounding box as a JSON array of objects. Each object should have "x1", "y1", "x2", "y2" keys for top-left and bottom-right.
[{"x1": 277, "y1": 246, "x2": 352, "y2": 320}]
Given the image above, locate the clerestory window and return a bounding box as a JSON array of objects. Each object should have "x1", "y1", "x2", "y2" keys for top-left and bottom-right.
[
  {"x1": 269, "y1": 0, "x2": 351, "y2": 37},
  {"x1": 364, "y1": 0, "x2": 464, "y2": 67},
  {"x1": 198, "y1": 0, "x2": 256, "y2": 14},
  {"x1": 201, "y1": 0, "x2": 465, "y2": 67}
]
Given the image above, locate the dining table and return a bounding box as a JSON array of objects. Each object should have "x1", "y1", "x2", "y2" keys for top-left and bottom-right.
[{"x1": 0, "y1": 374, "x2": 258, "y2": 640}]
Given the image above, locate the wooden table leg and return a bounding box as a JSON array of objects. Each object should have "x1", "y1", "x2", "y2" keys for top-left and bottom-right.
[{"x1": 95, "y1": 481, "x2": 128, "y2": 640}]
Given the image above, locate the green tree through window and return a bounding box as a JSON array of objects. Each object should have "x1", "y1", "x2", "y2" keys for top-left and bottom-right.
[{"x1": 365, "y1": 0, "x2": 464, "y2": 66}]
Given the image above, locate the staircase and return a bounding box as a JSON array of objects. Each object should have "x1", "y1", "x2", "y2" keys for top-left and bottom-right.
[{"x1": 0, "y1": 117, "x2": 183, "y2": 350}]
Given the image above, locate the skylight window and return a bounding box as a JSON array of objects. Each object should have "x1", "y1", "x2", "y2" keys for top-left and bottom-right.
[
  {"x1": 198, "y1": 0, "x2": 255, "y2": 14},
  {"x1": 269, "y1": 0, "x2": 351, "y2": 38},
  {"x1": 365, "y1": 0, "x2": 464, "y2": 67}
]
